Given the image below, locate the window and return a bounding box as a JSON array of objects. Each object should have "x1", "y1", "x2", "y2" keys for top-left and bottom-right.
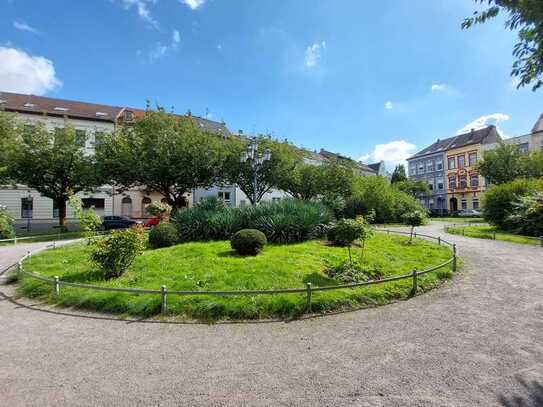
[
  {"x1": 470, "y1": 176, "x2": 479, "y2": 188},
  {"x1": 468, "y1": 152, "x2": 477, "y2": 166},
  {"x1": 272, "y1": 197, "x2": 281, "y2": 203},
  {"x1": 473, "y1": 199, "x2": 479, "y2": 210},
  {"x1": 75, "y1": 130, "x2": 86, "y2": 147},
  {"x1": 426, "y1": 160, "x2": 434, "y2": 172},
  {"x1": 21, "y1": 197, "x2": 33, "y2": 218},
  {"x1": 218, "y1": 191, "x2": 231, "y2": 205},
  {"x1": 448, "y1": 157, "x2": 456, "y2": 170},
  {"x1": 82, "y1": 198, "x2": 105, "y2": 209},
  {"x1": 428, "y1": 199, "x2": 434, "y2": 209},
  {"x1": 53, "y1": 200, "x2": 59, "y2": 218},
  {"x1": 436, "y1": 159, "x2": 443, "y2": 171},
  {"x1": 124, "y1": 111, "x2": 134, "y2": 121},
  {"x1": 461, "y1": 199, "x2": 467, "y2": 210},
  {"x1": 418, "y1": 162, "x2": 425, "y2": 174},
  {"x1": 428, "y1": 180, "x2": 434, "y2": 191},
  {"x1": 518, "y1": 143, "x2": 529, "y2": 154},
  {"x1": 437, "y1": 177, "x2": 444, "y2": 190},
  {"x1": 409, "y1": 163, "x2": 416, "y2": 176},
  {"x1": 458, "y1": 154, "x2": 465, "y2": 168},
  {"x1": 448, "y1": 176, "x2": 457, "y2": 189},
  {"x1": 459, "y1": 175, "x2": 467, "y2": 189},
  {"x1": 142, "y1": 197, "x2": 152, "y2": 217},
  {"x1": 94, "y1": 132, "x2": 105, "y2": 146}
]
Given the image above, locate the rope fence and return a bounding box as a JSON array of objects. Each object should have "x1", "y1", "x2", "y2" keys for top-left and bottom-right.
[
  {"x1": 445, "y1": 224, "x2": 543, "y2": 247},
  {"x1": 14, "y1": 229, "x2": 458, "y2": 315}
]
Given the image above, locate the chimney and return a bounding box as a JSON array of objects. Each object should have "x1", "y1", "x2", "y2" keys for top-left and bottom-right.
[
  {"x1": 471, "y1": 128, "x2": 475, "y2": 135},
  {"x1": 186, "y1": 109, "x2": 192, "y2": 117}
]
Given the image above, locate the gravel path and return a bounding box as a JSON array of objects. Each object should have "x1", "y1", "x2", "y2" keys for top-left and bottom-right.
[{"x1": 0, "y1": 223, "x2": 542, "y2": 406}]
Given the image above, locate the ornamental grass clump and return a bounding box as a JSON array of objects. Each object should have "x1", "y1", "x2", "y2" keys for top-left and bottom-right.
[
  {"x1": 90, "y1": 225, "x2": 145, "y2": 279},
  {"x1": 230, "y1": 229, "x2": 267, "y2": 256}
]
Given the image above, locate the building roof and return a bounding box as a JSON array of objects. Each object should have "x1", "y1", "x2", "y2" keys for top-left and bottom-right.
[
  {"x1": 408, "y1": 125, "x2": 500, "y2": 160},
  {"x1": 367, "y1": 162, "x2": 382, "y2": 171},
  {"x1": 0, "y1": 91, "x2": 123, "y2": 122},
  {"x1": 532, "y1": 113, "x2": 543, "y2": 133},
  {"x1": 319, "y1": 149, "x2": 377, "y2": 174}
]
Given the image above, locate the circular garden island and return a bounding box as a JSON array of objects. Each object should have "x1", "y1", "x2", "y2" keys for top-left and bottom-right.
[{"x1": 18, "y1": 200, "x2": 454, "y2": 321}]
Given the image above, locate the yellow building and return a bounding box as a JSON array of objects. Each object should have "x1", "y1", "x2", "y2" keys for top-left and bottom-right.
[{"x1": 445, "y1": 126, "x2": 499, "y2": 212}]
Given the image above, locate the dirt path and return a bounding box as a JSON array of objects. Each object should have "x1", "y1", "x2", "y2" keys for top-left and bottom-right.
[{"x1": 1, "y1": 223, "x2": 541, "y2": 406}]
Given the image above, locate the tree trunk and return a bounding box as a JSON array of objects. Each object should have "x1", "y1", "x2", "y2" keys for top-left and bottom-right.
[
  {"x1": 57, "y1": 198, "x2": 67, "y2": 232},
  {"x1": 347, "y1": 245, "x2": 352, "y2": 266}
]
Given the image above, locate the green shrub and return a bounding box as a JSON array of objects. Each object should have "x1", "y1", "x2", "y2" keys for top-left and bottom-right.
[
  {"x1": 174, "y1": 199, "x2": 333, "y2": 243},
  {"x1": 334, "y1": 217, "x2": 373, "y2": 264},
  {"x1": 402, "y1": 210, "x2": 427, "y2": 243},
  {"x1": 230, "y1": 229, "x2": 267, "y2": 255},
  {"x1": 195, "y1": 196, "x2": 227, "y2": 212},
  {"x1": 145, "y1": 201, "x2": 172, "y2": 220},
  {"x1": 506, "y1": 192, "x2": 543, "y2": 237},
  {"x1": 148, "y1": 222, "x2": 178, "y2": 248},
  {"x1": 89, "y1": 225, "x2": 145, "y2": 279},
  {"x1": 0, "y1": 205, "x2": 15, "y2": 239},
  {"x1": 483, "y1": 178, "x2": 543, "y2": 229}
]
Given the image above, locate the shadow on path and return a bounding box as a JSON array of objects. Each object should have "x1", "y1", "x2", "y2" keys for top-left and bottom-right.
[{"x1": 498, "y1": 376, "x2": 543, "y2": 407}]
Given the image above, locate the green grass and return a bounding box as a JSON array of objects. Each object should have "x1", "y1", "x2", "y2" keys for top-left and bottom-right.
[
  {"x1": 0, "y1": 231, "x2": 87, "y2": 246},
  {"x1": 18, "y1": 233, "x2": 454, "y2": 321},
  {"x1": 431, "y1": 217, "x2": 484, "y2": 224},
  {"x1": 446, "y1": 225, "x2": 542, "y2": 246}
]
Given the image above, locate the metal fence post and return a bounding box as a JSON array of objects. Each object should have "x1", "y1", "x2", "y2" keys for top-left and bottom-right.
[
  {"x1": 492, "y1": 231, "x2": 496, "y2": 240},
  {"x1": 414, "y1": 231, "x2": 417, "y2": 239},
  {"x1": 539, "y1": 236, "x2": 542, "y2": 247},
  {"x1": 438, "y1": 236, "x2": 441, "y2": 245},
  {"x1": 452, "y1": 244, "x2": 457, "y2": 272},
  {"x1": 54, "y1": 276, "x2": 60, "y2": 296},
  {"x1": 306, "y1": 282, "x2": 312, "y2": 312},
  {"x1": 410, "y1": 269, "x2": 418, "y2": 296},
  {"x1": 17, "y1": 261, "x2": 22, "y2": 278},
  {"x1": 161, "y1": 285, "x2": 167, "y2": 314}
]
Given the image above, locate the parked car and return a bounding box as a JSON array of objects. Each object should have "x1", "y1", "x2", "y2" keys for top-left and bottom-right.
[
  {"x1": 102, "y1": 216, "x2": 143, "y2": 230},
  {"x1": 455, "y1": 209, "x2": 481, "y2": 217},
  {"x1": 144, "y1": 217, "x2": 160, "y2": 228}
]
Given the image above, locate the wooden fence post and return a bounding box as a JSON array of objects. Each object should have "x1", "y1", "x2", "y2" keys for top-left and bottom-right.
[
  {"x1": 453, "y1": 244, "x2": 457, "y2": 272},
  {"x1": 493, "y1": 231, "x2": 496, "y2": 240},
  {"x1": 54, "y1": 276, "x2": 60, "y2": 296},
  {"x1": 306, "y1": 282, "x2": 312, "y2": 313},
  {"x1": 161, "y1": 285, "x2": 167, "y2": 314},
  {"x1": 410, "y1": 269, "x2": 418, "y2": 296}
]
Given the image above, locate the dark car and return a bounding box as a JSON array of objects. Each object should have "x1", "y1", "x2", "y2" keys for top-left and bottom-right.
[{"x1": 102, "y1": 216, "x2": 143, "y2": 230}]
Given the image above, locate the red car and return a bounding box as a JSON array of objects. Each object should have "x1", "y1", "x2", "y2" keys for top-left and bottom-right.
[{"x1": 144, "y1": 217, "x2": 160, "y2": 227}]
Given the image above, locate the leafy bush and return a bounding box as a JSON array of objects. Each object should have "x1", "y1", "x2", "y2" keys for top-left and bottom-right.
[
  {"x1": 145, "y1": 201, "x2": 172, "y2": 220},
  {"x1": 325, "y1": 260, "x2": 383, "y2": 283},
  {"x1": 195, "y1": 196, "x2": 227, "y2": 212},
  {"x1": 90, "y1": 225, "x2": 145, "y2": 279},
  {"x1": 230, "y1": 229, "x2": 267, "y2": 255},
  {"x1": 174, "y1": 199, "x2": 333, "y2": 243},
  {"x1": 344, "y1": 176, "x2": 425, "y2": 223},
  {"x1": 148, "y1": 222, "x2": 178, "y2": 248},
  {"x1": 333, "y1": 217, "x2": 373, "y2": 264},
  {"x1": 0, "y1": 205, "x2": 14, "y2": 239},
  {"x1": 506, "y1": 192, "x2": 543, "y2": 237},
  {"x1": 482, "y1": 178, "x2": 543, "y2": 229},
  {"x1": 68, "y1": 194, "x2": 102, "y2": 239}
]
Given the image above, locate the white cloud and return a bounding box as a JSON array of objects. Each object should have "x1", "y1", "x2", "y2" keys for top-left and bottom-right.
[
  {"x1": 181, "y1": 0, "x2": 205, "y2": 10},
  {"x1": 121, "y1": 0, "x2": 158, "y2": 28},
  {"x1": 431, "y1": 83, "x2": 447, "y2": 92},
  {"x1": 384, "y1": 101, "x2": 393, "y2": 110},
  {"x1": 13, "y1": 20, "x2": 39, "y2": 34},
  {"x1": 305, "y1": 41, "x2": 326, "y2": 68},
  {"x1": 217, "y1": 44, "x2": 222, "y2": 50},
  {"x1": 430, "y1": 83, "x2": 461, "y2": 97},
  {"x1": 0, "y1": 47, "x2": 61, "y2": 95},
  {"x1": 359, "y1": 140, "x2": 417, "y2": 170},
  {"x1": 457, "y1": 113, "x2": 511, "y2": 135},
  {"x1": 148, "y1": 30, "x2": 181, "y2": 61}
]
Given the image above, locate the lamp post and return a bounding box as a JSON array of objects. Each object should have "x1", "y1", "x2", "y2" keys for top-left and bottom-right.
[{"x1": 240, "y1": 137, "x2": 271, "y2": 205}]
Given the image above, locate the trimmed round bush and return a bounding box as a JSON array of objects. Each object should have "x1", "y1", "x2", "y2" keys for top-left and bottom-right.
[
  {"x1": 230, "y1": 229, "x2": 267, "y2": 255},
  {"x1": 149, "y1": 222, "x2": 178, "y2": 248}
]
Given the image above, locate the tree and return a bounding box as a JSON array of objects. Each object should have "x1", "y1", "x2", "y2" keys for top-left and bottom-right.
[
  {"x1": 478, "y1": 142, "x2": 524, "y2": 184},
  {"x1": 281, "y1": 163, "x2": 324, "y2": 201},
  {"x1": 222, "y1": 136, "x2": 301, "y2": 205},
  {"x1": 462, "y1": 0, "x2": 543, "y2": 91},
  {"x1": 0, "y1": 111, "x2": 18, "y2": 184},
  {"x1": 6, "y1": 123, "x2": 101, "y2": 230},
  {"x1": 96, "y1": 110, "x2": 225, "y2": 212},
  {"x1": 402, "y1": 210, "x2": 427, "y2": 243},
  {"x1": 390, "y1": 164, "x2": 407, "y2": 184},
  {"x1": 394, "y1": 179, "x2": 430, "y2": 197},
  {"x1": 335, "y1": 218, "x2": 367, "y2": 266}
]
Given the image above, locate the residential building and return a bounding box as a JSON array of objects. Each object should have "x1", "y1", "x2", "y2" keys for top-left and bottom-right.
[
  {"x1": 318, "y1": 149, "x2": 380, "y2": 176},
  {"x1": 503, "y1": 113, "x2": 543, "y2": 153},
  {"x1": 407, "y1": 125, "x2": 500, "y2": 213}
]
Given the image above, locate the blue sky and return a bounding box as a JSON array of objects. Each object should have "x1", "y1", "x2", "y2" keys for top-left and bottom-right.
[{"x1": 1, "y1": 0, "x2": 541, "y2": 169}]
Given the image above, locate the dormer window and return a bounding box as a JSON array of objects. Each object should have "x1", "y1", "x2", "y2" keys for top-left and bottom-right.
[
  {"x1": 96, "y1": 112, "x2": 108, "y2": 117},
  {"x1": 23, "y1": 103, "x2": 36, "y2": 108},
  {"x1": 54, "y1": 107, "x2": 69, "y2": 112},
  {"x1": 124, "y1": 110, "x2": 134, "y2": 121},
  {"x1": 0, "y1": 99, "x2": 6, "y2": 104}
]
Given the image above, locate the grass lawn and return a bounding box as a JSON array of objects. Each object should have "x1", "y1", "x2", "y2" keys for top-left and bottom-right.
[
  {"x1": 431, "y1": 217, "x2": 484, "y2": 224},
  {"x1": 19, "y1": 233, "x2": 453, "y2": 320},
  {"x1": 0, "y1": 231, "x2": 87, "y2": 246},
  {"x1": 446, "y1": 225, "x2": 542, "y2": 246}
]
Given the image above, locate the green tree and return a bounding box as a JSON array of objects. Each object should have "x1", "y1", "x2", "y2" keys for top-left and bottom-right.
[
  {"x1": 521, "y1": 150, "x2": 543, "y2": 178},
  {"x1": 394, "y1": 179, "x2": 430, "y2": 197},
  {"x1": 6, "y1": 123, "x2": 101, "y2": 230},
  {"x1": 281, "y1": 163, "x2": 324, "y2": 201},
  {"x1": 0, "y1": 111, "x2": 18, "y2": 184},
  {"x1": 390, "y1": 164, "x2": 407, "y2": 184},
  {"x1": 222, "y1": 136, "x2": 301, "y2": 204},
  {"x1": 335, "y1": 218, "x2": 367, "y2": 265},
  {"x1": 96, "y1": 110, "x2": 225, "y2": 212},
  {"x1": 402, "y1": 210, "x2": 427, "y2": 243},
  {"x1": 478, "y1": 142, "x2": 524, "y2": 184},
  {"x1": 462, "y1": 0, "x2": 543, "y2": 91}
]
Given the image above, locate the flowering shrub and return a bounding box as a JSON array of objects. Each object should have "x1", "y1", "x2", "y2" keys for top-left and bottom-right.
[
  {"x1": 90, "y1": 225, "x2": 145, "y2": 279},
  {"x1": 145, "y1": 201, "x2": 172, "y2": 220}
]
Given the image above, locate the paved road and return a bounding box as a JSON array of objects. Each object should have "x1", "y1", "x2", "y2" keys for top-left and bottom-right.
[{"x1": 0, "y1": 223, "x2": 542, "y2": 406}]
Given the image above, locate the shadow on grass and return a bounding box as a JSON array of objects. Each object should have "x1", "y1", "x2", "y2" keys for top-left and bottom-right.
[
  {"x1": 302, "y1": 272, "x2": 337, "y2": 287},
  {"x1": 498, "y1": 376, "x2": 543, "y2": 407}
]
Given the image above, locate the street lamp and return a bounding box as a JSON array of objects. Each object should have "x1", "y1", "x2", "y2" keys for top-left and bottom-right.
[{"x1": 240, "y1": 137, "x2": 271, "y2": 205}]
